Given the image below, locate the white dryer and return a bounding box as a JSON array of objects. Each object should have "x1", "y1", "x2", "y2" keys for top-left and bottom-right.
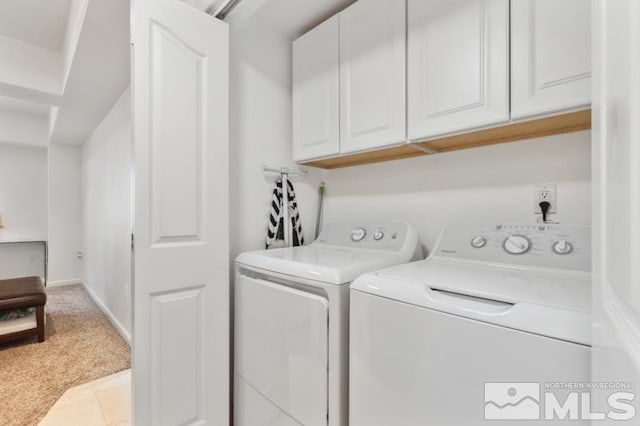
[
  {"x1": 234, "y1": 222, "x2": 421, "y2": 426},
  {"x1": 350, "y1": 224, "x2": 591, "y2": 426}
]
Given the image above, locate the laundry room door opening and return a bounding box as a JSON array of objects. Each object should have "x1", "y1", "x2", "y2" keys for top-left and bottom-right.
[
  {"x1": 131, "y1": 0, "x2": 230, "y2": 424},
  {"x1": 592, "y1": 0, "x2": 640, "y2": 415}
]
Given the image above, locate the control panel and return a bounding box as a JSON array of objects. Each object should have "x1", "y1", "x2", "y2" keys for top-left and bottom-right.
[
  {"x1": 432, "y1": 224, "x2": 590, "y2": 272},
  {"x1": 314, "y1": 222, "x2": 415, "y2": 252}
]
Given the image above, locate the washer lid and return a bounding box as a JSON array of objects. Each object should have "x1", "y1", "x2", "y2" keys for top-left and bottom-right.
[
  {"x1": 235, "y1": 245, "x2": 407, "y2": 285},
  {"x1": 351, "y1": 259, "x2": 591, "y2": 345}
]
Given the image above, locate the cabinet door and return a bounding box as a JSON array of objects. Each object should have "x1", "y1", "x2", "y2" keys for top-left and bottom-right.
[
  {"x1": 511, "y1": 0, "x2": 591, "y2": 119},
  {"x1": 407, "y1": 0, "x2": 509, "y2": 141},
  {"x1": 292, "y1": 16, "x2": 339, "y2": 162},
  {"x1": 339, "y1": 0, "x2": 406, "y2": 154}
]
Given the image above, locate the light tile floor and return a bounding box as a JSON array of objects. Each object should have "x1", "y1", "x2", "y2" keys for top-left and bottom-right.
[{"x1": 39, "y1": 369, "x2": 132, "y2": 426}]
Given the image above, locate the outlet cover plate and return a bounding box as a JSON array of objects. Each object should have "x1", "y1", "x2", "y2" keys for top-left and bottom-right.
[{"x1": 534, "y1": 184, "x2": 557, "y2": 214}]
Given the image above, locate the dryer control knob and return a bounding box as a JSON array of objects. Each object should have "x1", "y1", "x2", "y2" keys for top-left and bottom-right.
[
  {"x1": 552, "y1": 239, "x2": 573, "y2": 255},
  {"x1": 373, "y1": 231, "x2": 384, "y2": 241},
  {"x1": 470, "y1": 235, "x2": 487, "y2": 248},
  {"x1": 351, "y1": 228, "x2": 367, "y2": 242}
]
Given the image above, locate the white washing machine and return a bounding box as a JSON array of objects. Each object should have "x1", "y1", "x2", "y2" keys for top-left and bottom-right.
[
  {"x1": 234, "y1": 221, "x2": 421, "y2": 426},
  {"x1": 350, "y1": 224, "x2": 591, "y2": 426}
]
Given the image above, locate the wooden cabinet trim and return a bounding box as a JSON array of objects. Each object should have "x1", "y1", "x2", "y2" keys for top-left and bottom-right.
[{"x1": 301, "y1": 109, "x2": 590, "y2": 169}]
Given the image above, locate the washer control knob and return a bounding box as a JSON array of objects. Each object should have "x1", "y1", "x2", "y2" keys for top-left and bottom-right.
[
  {"x1": 470, "y1": 235, "x2": 487, "y2": 248},
  {"x1": 503, "y1": 235, "x2": 531, "y2": 255},
  {"x1": 351, "y1": 228, "x2": 367, "y2": 242},
  {"x1": 552, "y1": 239, "x2": 573, "y2": 255},
  {"x1": 373, "y1": 231, "x2": 384, "y2": 241}
]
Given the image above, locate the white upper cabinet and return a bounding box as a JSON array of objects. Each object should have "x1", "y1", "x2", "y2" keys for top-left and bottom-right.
[
  {"x1": 292, "y1": 15, "x2": 340, "y2": 162},
  {"x1": 339, "y1": 0, "x2": 406, "y2": 154},
  {"x1": 511, "y1": 0, "x2": 591, "y2": 119},
  {"x1": 407, "y1": 0, "x2": 510, "y2": 141},
  {"x1": 293, "y1": 0, "x2": 592, "y2": 167}
]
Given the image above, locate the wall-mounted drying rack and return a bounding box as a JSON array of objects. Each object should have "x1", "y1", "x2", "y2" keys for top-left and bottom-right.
[{"x1": 263, "y1": 167, "x2": 308, "y2": 247}]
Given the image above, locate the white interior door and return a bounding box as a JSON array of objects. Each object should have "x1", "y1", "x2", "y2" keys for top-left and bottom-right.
[
  {"x1": 592, "y1": 0, "x2": 640, "y2": 421},
  {"x1": 132, "y1": 0, "x2": 229, "y2": 424}
]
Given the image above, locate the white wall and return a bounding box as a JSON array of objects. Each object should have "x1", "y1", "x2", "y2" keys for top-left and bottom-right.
[
  {"x1": 322, "y1": 132, "x2": 592, "y2": 254},
  {"x1": 0, "y1": 107, "x2": 49, "y2": 147},
  {"x1": 0, "y1": 142, "x2": 48, "y2": 241},
  {"x1": 0, "y1": 35, "x2": 63, "y2": 99},
  {"x1": 48, "y1": 143, "x2": 82, "y2": 284},
  {"x1": 228, "y1": 12, "x2": 319, "y2": 258},
  {"x1": 61, "y1": 0, "x2": 89, "y2": 85},
  {"x1": 81, "y1": 88, "x2": 131, "y2": 339}
]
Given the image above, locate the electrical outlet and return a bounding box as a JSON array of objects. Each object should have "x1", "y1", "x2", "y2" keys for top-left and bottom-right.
[{"x1": 534, "y1": 184, "x2": 557, "y2": 214}]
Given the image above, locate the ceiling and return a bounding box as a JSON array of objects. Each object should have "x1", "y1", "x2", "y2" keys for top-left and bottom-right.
[
  {"x1": 0, "y1": 96, "x2": 49, "y2": 116},
  {"x1": 228, "y1": 0, "x2": 356, "y2": 39},
  {"x1": 0, "y1": 0, "x2": 130, "y2": 147},
  {"x1": 183, "y1": 0, "x2": 226, "y2": 14},
  {"x1": 49, "y1": 0, "x2": 130, "y2": 146},
  {"x1": 0, "y1": 0, "x2": 72, "y2": 52}
]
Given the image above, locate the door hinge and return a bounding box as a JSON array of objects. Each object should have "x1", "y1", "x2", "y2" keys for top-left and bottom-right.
[{"x1": 131, "y1": 233, "x2": 135, "y2": 251}]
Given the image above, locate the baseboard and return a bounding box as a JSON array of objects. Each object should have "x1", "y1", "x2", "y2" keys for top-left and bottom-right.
[
  {"x1": 47, "y1": 279, "x2": 82, "y2": 287},
  {"x1": 81, "y1": 281, "x2": 132, "y2": 346}
]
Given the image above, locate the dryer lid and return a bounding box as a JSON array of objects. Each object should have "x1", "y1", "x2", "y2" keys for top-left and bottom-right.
[
  {"x1": 236, "y1": 221, "x2": 421, "y2": 285},
  {"x1": 236, "y1": 245, "x2": 408, "y2": 285}
]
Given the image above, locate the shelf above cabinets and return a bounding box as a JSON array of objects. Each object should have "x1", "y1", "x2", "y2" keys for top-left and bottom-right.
[{"x1": 301, "y1": 109, "x2": 591, "y2": 169}]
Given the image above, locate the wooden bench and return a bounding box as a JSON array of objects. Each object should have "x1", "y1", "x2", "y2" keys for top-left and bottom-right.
[{"x1": 0, "y1": 277, "x2": 47, "y2": 344}]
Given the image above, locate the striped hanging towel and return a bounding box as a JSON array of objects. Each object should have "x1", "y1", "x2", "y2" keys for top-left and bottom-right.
[{"x1": 266, "y1": 178, "x2": 304, "y2": 249}]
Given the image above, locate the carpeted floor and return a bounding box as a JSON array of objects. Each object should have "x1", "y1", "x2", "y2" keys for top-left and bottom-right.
[{"x1": 0, "y1": 284, "x2": 131, "y2": 426}]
